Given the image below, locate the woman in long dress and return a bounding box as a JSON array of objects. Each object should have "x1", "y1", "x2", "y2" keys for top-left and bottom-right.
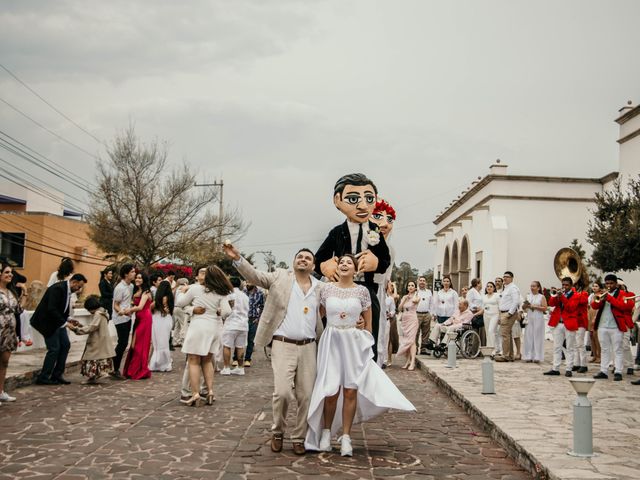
[
  {"x1": 522, "y1": 281, "x2": 547, "y2": 363},
  {"x1": 149, "y1": 280, "x2": 174, "y2": 372},
  {"x1": 0, "y1": 262, "x2": 20, "y2": 403},
  {"x1": 123, "y1": 272, "x2": 153, "y2": 380},
  {"x1": 305, "y1": 255, "x2": 415, "y2": 457},
  {"x1": 176, "y1": 266, "x2": 232, "y2": 406},
  {"x1": 396, "y1": 281, "x2": 419, "y2": 370},
  {"x1": 483, "y1": 281, "x2": 500, "y2": 354}
]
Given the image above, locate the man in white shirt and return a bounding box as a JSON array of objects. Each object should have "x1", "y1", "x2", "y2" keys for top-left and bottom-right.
[
  {"x1": 224, "y1": 243, "x2": 324, "y2": 456},
  {"x1": 221, "y1": 278, "x2": 250, "y2": 376},
  {"x1": 495, "y1": 271, "x2": 521, "y2": 362},
  {"x1": 415, "y1": 276, "x2": 434, "y2": 355},
  {"x1": 111, "y1": 264, "x2": 136, "y2": 379}
]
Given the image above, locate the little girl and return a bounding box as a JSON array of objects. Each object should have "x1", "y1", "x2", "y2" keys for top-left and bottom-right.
[{"x1": 69, "y1": 296, "x2": 116, "y2": 384}]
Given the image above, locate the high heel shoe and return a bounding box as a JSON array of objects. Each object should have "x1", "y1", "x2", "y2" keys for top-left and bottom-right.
[
  {"x1": 180, "y1": 393, "x2": 201, "y2": 407},
  {"x1": 206, "y1": 393, "x2": 216, "y2": 405},
  {"x1": 338, "y1": 434, "x2": 352, "y2": 457}
]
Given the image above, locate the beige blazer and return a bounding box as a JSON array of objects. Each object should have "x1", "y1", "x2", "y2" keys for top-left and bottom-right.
[
  {"x1": 73, "y1": 308, "x2": 116, "y2": 361},
  {"x1": 234, "y1": 257, "x2": 324, "y2": 348}
]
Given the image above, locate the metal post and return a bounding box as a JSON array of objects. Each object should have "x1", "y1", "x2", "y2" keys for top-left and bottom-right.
[
  {"x1": 568, "y1": 378, "x2": 596, "y2": 457},
  {"x1": 480, "y1": 346, "x2": 495, "y2": 394},
  {"x1": 445, "y1": 332, "x2": 456, "y2": 368}
]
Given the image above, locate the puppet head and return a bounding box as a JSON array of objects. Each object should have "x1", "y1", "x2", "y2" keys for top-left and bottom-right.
[
  {"x1": 333, "y1": 173, "x2": 378, "y2": 224},
  {"x1": 371, "y1": 198, "x2": 396, "y2": 239}
]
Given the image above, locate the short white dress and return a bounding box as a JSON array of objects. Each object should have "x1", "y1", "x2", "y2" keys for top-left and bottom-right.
[
  {"x1": 305, "y1": 283, "x2": 415, "y2": 451},
  {"x1": 176, "y1": 284, "x2": 231, "y2": 356}
]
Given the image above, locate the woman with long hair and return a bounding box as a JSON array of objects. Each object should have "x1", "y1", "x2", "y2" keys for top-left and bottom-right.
[
  {"x1": 149, "y1": 280, "x2": 174, "y2": 372},
  {"x1": 0, "y1": 262, "x2": 20, "y2": 402},
  {"x1": 177, "y1": 266, "x2": 233, "y2": 406},
  {"x1": 483, "y1": 281, "x2": 500, "y2": 355},
  {"x1": 433, "y1": 275, "x2": 459, "y2": 325},
  {"x1": 396, "y1": 280, "x2": 420, "y2": 370},
  {"x1": 305, "y1": 255, "x2": 414, "y2": 456},
  {"x1": 522, "y1": 281, "x2": 547, "y2": 363},
  {"x1": 47, "y1": 257, "x2": 75, "y2": 287},
  {"x1": 123, "y1": 272, "x2": 153, "y2": 380}
]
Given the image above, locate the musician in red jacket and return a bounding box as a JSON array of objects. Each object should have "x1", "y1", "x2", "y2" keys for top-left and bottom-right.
[
  {"x1": 617, "y1": 280, "x2": 636, "y2": 377},
  {"x1": 573, "y1": 286, "x2": 590, "y2": 374},
  {"x1": 544, "y1": 277, "x2": 581, "y2": 377},
  {"x1": 592, "y1": 274, "x2": 634, "y2": 381}
]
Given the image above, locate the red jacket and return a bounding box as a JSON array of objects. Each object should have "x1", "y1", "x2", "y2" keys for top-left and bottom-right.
[
  {"x1": 549, "y1": 288, "x2": 581, "y2": 331},
  {"x1": 591, "y1": 288, "x2": 635, "y2": 332},
  {"x1": 576, "y1": 291, "x2": 589, "y2": 329},
  {"x1": 622, "y1": 291, "x2": 636, "y2": 329}
]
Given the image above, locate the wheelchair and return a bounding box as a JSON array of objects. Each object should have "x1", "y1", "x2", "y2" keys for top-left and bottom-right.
[{"x1": 430, "y1": 324, "x2": 481, "y2": 359}]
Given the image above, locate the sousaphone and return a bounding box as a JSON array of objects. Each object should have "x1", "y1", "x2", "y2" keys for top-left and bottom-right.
[{"x1": 553, "y1": 247, "x2": 589, "y2": 288}]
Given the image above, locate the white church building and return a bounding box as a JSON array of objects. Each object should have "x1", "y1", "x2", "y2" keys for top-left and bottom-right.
[{"x1": 431, "y1": 101, "x2": 640, "y2": 291}]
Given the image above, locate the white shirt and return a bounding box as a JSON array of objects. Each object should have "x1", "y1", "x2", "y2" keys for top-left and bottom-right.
[
  {"x1": 385, "y1": 295, "x2": 396, "y2": 317},
  {"x1": 224, "y1": 288, "x2": 250, "y2": 332},
  {"x1": 416, "y1": 287, "x2": 433, "y2": 313},
  {"x1": 498, "y1": 282, "x2": 520, "y2": 315},
  {"x1": 466, "y1": 287, "x2": 483, "y2": 312},
  {"x1": 112, "y1": 280, "x2": 134, "y2": 326},
  {"x1": 273, "y1": 276, "x2": 319, "y2": 340},
  {"x1": 433, "y1": 288, "x2": 459, "y2": 317},
  {"x1": 346, "y1": 220, "x2": 368, "y2": 254}
]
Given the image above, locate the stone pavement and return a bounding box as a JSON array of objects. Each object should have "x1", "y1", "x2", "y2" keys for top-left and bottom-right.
[
  {"x1": 417, "y1": 340, "x2": 640, "y2": 480},
  {"x1": 0, "y1": 349, "x2": 530, "y2": 479}
]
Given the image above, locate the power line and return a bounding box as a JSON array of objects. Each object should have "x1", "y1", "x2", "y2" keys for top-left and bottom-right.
[
  {"x1": 0, "y1": 63, "x2": 105, "y2": 145},
  {"x1": 3, "y1": 212, "x2": 98, "y2": 244},
  {"x1": 0, "y1": 129, "x2": 96, "y2": 190},
  {"x1": 0, "y1": 235, "x2": 110, "y2": 268},
  {"x1": 0, "y1": 96, "x2": 100, "y2": 161}
]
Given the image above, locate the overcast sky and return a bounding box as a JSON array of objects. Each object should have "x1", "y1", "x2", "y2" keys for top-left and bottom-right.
[{"x1": 2, "y1": 0, "x2": 640, "y2": 271}]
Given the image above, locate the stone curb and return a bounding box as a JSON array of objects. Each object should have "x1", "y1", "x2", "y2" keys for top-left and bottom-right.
[
  {"x1": 416, "y1": 358, "x2": 552, "y2": 480},
  {"x1": 4, "y1": 360, "x2": 81, "y2": 392}
]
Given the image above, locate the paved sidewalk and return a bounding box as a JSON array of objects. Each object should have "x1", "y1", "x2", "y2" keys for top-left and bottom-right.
[{"x1": 416, "y1": 341, "x2": 640, "y2": 480}]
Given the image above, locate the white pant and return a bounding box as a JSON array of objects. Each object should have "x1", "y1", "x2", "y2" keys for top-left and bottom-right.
[
  {"x1": 486, "y1": 314, "x2": 501, "y2": 354},
  {"x1": 598, "y1": 328, "x2": 623, "y2": 374},
  {"x1": 523, "y1": 317, "x2": 545, "y2": 362},
  {"x1": 622, "y1": 330, "x2": 633, "y2": 370},
  {"x1": 552, "y1": 324, "x2": 576, "y2": 372},
  {"x1": 574, "y1": 327, "x2": 588, "y2": 367},
  {"x1": 429, "y1": 323, "x2": 459, "y2": 344}
]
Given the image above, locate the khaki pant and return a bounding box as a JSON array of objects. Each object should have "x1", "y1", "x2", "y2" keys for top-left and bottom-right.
[
  {"x1": 270, "y1": 339, "x2": 317, "y2": 443},
  {"x1": 416, "y1": 313, "x2": 433, "y2": 350},
  {"x1": 499, "y1": 311, "x2": 519, "y2": 360}
]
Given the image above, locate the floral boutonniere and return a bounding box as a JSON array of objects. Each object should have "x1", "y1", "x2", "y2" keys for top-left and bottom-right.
[
  {"x1": 366, "y1": 227, "x2": 380, "y2": 246},
  {"x1": 303, "y1": 306, "x2": 309, "y2": 314}
]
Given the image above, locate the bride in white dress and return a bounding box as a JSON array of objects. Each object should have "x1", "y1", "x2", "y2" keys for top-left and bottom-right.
[{"x1": 305, "y1": 255, "x2": 415, "y2": 456}]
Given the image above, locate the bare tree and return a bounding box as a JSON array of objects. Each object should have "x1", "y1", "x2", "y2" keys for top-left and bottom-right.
[{"x1": 87, "y1": 127, "x2": 245, "y2": 266}]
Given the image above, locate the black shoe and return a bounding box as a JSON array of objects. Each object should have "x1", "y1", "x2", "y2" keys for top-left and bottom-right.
[
  {"x1": 593, "y1": 371, "x2": 608, "y2": 379},
  {"x1": 565, "y1": 371, "x2": 573, "y2": 377},
  {"x1": 627, "y1": 368, "x2": 634, "y2": 376},
  {"x1": 420, "y1": 350, "x2": 428, "y2": 355},
  {"x1": 109, "y1": 371, "x2": 125, "y2": 380},
  {"x1": 424, "y1": 351, "x2": 431, "y2": 356},
  {"x1": 578, "y1": 366, "x2": 588, "y2": 374},
  {"x1": 35, "y1": 377, "x2": 58, "y2": 385},
  {"x1": 614, "y1": 373, "x2": 623, "y2": 381},
  {"x1": 54, "y1": 377, "x2": 71, "y2": 385},
  {"x1": 543, "y1": 370, "x2": 560, "y2": 376},
  {"x1": 631, "y1": 379, "x2": 640, "y2": 385},
  {"x1": 572, "y1": 366, "x2": 580, "y2": 372}
]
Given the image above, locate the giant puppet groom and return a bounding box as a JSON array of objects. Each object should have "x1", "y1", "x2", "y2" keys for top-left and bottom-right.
[{"x1": 315, "y1": 173, "x2": 391, "y2": 362}]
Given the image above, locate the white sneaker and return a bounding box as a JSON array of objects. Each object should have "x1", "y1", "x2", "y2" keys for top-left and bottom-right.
[
  {"x1": 230, "y1": 367, "x2": 245, "y2": 376},
  {"x1": 0, "y1": 391, "x2": 16, "y2": 402},
  {"x1": 339, "y1": 434, "x2": 352, "y2": 457},
  {"x1": 220, "y1": 367, "x2": 231, "y2": 376},
  {"x1": 319, "y1": 429, "x2": 332, "y2": 451}
]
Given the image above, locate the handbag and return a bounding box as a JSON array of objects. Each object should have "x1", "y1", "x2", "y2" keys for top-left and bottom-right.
[{"x1": 471, "y1": 314, "x2": 484, "y2": 329}]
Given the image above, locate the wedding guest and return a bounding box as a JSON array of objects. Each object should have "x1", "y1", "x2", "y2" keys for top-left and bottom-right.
[
  {"x1": 397, "y1": 281, "x2": 419, "y2": 370},
  {"x1": 149, "y1": 272, "x2": 164, "y2": 299},
  {"x1": 433, "y1": 275, "x2": 459, "y2": 325},
  {"x1": 123, "y1": 272, "x2": 153, "y2": 380},
  {"x1": 385, "y1": 281, "x2": 398, "y2": 367},
  {"x1": 149, "y1": 280, "x2": 174, "y2": 372},
  {"x1": 428, "y1": 299, "x2": 474, "y2": 345},
  {"x1": 587, "y1": 281, "x2": 603, "y2": 363},
  {"x1": 10, "y1": 270, "x2": 29, "y2": 347},
  {"x1": 467, "y1": 278, "x2": 485, "y2": 344},
  {"x1": 0, "y1": 262, "x2": 20, "y2": 402},
  {"x1": 305, "y1": 255, "x2": 414, "y2": 457},
  {"x1": 98, "y1": 268, "x2": 114, "y2": 318},
  {"x1": 483, "y1": 281, "x2": 501, "y2": 355},
  {"x1": 111, "y1": 264, "x2": 136, "y2": 379},
  {"x1": 32, "y1": 273, "x2": 87, "y2": 385},
  {"x1": 172, "y1": 277, "x2": 192, "y2": 347},
  {"x1": 522, "y1": 281, "x2": 547, "y2": 363},
  {"x1": 165, "y1": 270, "x2": 177, "y2": 292},
  {"x1": 67, "y1": 296, "x2": 115, "y2": 384},
  {"x1": 495, "y1": 276, "x2": 504, "y2": 294},
  {"x1": 243, "y1": 282, "x2": 264, "y2": 367},
  {"x1": 460, "y1": 285, "x2": 469, "y2": 298},
  {"x1": 47, "y1": 257, "x2": 75, "y2": 287},
  {"x1": 221, "y1": 277, "x2": 250, "y2": 376},
  {"x1": 177, "y1": 266, "x2": 232, "y2": 406},
  {"x1": 20, "y1": 280, "x2": 44, "y2": 347},
  {"x1": 495, "y1": 271, "x2": 521, "y2": 362},
  {"x1": 415, "y1": 276, "x2": 433, "y2": 355}
]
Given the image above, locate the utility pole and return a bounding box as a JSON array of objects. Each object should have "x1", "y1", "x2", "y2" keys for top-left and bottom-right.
[
  {"x1": 256, "y1": 250, "x2": 276, "y2": 272},
  {"x1": 194, "y1": 179, "x2": 224, "y2": 244}
]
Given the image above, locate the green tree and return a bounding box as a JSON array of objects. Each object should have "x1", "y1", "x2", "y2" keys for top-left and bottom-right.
[
  {"x1": 587, "y1": 177, "x2": 640, "y2": 272},
  {"x1": 391, "y1": 261, "x2": 419, "y2": 293}
]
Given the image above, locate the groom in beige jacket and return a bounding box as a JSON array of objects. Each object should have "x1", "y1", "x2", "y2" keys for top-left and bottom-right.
[{"x1": 223, "y1": 243, "x2": 324, "y2": 455}]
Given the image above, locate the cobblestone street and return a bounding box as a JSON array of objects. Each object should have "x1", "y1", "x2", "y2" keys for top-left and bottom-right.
[{"x1": 0, "y1": 351, "x2": 530, "y2": 479}]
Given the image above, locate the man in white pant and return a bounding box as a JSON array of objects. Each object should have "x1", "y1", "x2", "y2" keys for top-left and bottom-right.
[
  {"x1": 544, "y1": 277, "x2": 582, "y2": 377},
  {"x1": 592, "y1": 274, "x2": 633, "y2": 382}
]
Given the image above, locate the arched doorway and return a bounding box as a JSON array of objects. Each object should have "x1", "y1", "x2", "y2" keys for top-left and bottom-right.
[
  {"x1": 460, "y1": 236, "x2": 470, "y2": 290},
  {"x1": 443, "y1": 246, "x2": 451, "y2": 276},
  {"x1": 451, "y1": 240, "x2": 459, "y2": 291}
]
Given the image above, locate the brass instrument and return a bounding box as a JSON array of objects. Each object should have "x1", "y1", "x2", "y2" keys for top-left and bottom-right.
[{"x1": 553, "y1": 247, "x2": 590, "y2": 289}]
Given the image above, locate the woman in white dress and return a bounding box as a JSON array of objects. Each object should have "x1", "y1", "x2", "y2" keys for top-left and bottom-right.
[
  {"x1": 522, "y1": 281, "x2": 547, "y2": 363},
  {"x1": 176, "y1": 266, "x2": 232, "y2": 406},
  {"x1": 149, "y1": 280, "x2": 174, "y2": 372},
  {"x1": 305, "y1": 255, "x2": 415, "y2": 457},
  {"x1": 483, "y1": 281, "x2": 500, "y2": 354}
]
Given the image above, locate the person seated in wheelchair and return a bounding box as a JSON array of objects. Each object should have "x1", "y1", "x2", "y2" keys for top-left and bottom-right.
[{"x1": 427, "y1": 299, "x2": 475, "y2": 347}]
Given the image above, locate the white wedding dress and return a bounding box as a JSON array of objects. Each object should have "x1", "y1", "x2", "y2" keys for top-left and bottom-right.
[{"x1": 305, "y1": 283, "x2": 415, "y2": 451}]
